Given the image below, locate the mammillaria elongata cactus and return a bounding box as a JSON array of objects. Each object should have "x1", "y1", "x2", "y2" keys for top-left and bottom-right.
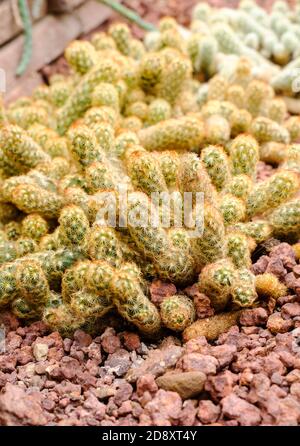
[{"x1": 0, "y1": 2, "x2": 299, "y2": 338}]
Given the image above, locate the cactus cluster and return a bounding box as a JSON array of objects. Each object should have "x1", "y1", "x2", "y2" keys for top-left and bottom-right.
[{"x1": 0, "y1": 3, "x2": 299, "y2": 338}]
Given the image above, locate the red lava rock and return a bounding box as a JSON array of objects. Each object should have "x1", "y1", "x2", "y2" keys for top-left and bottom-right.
[
  {"x1": 136, "y1": 374, "x2": 158, "y2": 396},
  {"x1": 63, "y1": 338, "x2": 73, "y2": 352},
  {"x1": 55, "y1": 381, "x2": 82, "y2": 401},
  {"x1": 266, "y1": 257, "x2": 287, "y2": 279},
  {"x1": 42, "y1": 398, "x2": 56, "y2": 412},
  {"x1": 16, "y1": 346, "x2": 34, "y2": 365},
  {"x1": 270, "y1": 243, "x2": 296, "y2": 269},
  {"x1": 184, "y1": 284, "x2": 214, "y2": 318},
  {"x1": 73, "y1": 330, "x2": 92, "y2": 347},
  {"x1": 0, "y1": 383, "x2": 47, "y2": 426},
  {"x1": 118, "y1": 400, "x2": 132, "y2": 415},
  {"x1": 126, "y1": 345, "x2": 183, "y2": 382},
  {"x1": 251, "y1": 255, "x2": 270, "y2": 275},
  {"x1": 144, "y1": 389, "x2": 182, "y2": 426},
  {"x1": 122, "y1": 332, "x2": 141, "y2": 351},
  {"x1": 221, "y1": 394, "x2": 261, "y2": 426},
  {"x1": 0, "y1": 355, "x2": 17, "y2": 373},
  {"x1": 205, "y1": 371, "x2": 237, "y2": 401},
  {"x1": 105, "y1": 349, "x2": 131, "y2": 377},
  {"x1": 209, "y1": 345, "x2": 237, "y2": 369},
  {"x1": 83, "y1": 394, "x2": 106, "y2": 420},
  {"x1": 281, "y1": 303, "x2": 300, "y2": 319},
  {"x1": 267, "y1": 313, "x2": 294, "y2": 334},
  {"x1": 179, "y1": 400, "x2": 197, "y2": 426},
  {"x1": 263, "y1": 353, "x2": 286, "y2": 376},
  {"x1": 179, "y1": 353, "x2": 218, "y2": 375},
  {"x1": 101, "y1": 328, "x2": 121, "y2": 354},
  {"x1": 113, "y1": 381, "x2": 133, "y2": 406},
  {"x1": 197, "y1": 400, "x2": 220, "y2": 424},
  {"x1": 60, "y1": 356, "x2": 80, "y2": 380},
  {"x1": 150, "y1": 279, "x2": 177, "y2": 306},
  {"x1": 240, "y1": 308, "x2": 268, "y2": 326}
]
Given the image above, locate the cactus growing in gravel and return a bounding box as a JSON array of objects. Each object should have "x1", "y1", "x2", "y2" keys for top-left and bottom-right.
[
  {"x1": 160, "y1": 295, "x2": 196, "y2": 331},
  {"x1": 1, "y1": 7, "x2": 300, "y2": 338}
]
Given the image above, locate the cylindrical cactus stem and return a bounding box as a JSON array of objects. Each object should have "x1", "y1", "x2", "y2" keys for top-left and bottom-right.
[
  {"x1": 255, "y1": 273, "x2": 287, "y2": 300},
  {"x1": 21, "y1": 214, "x2": 48, "y2": 241},
  {"x1": 138, "y1": 116, "x2": 205, "y2": 152},
  {"x1": 154, "y1": 151, "x2": 180, "y2": 188},
  {"x1": 268, "y1": 198, "x2": 300, "y2": 237},
  {"x1": 198, "y1": 259, "x2": 236, "y2": 311},
  {"x1": 58, "y1": 205, "x2": 90, "y2": 249},
  {"x1": 232, "y1": 269, "x2": 258, "y2": 308},
  {"x1": 68, "y1": 125, "x2": 105, "y2": 167},
  {"x1": 245, "y1": 79, "x2": 274, "y2": 117},
  {"x1": 92, "y1": 82, "x2": 120, "y2": 110},
  {"x1": 56, "y1": 59, "x2": 120, "y2": 135},
  {"x1": 0, "y1": 125, "x2": 50, "y2": 173},
  {"x1": 160, "y1": 295, "x2": 196, "y2": 331},
  {"x1": 108, "y1": 23, "x2": 132, "y2": 56},
  {"x1": 65, "y1": 40, "x2": 98, "y2": 75},
  {"x1": 264, "y1": 98, "x2": 287, "y2": 124},
  {"x1": 88, "y1": 224, "x2": 123, "y2": 267},
  {"x1": 191, "y1": 202, "x2": 226, "y2": 268},
  {"x1": 146, "y1": 99, "x2": 171, "y2": 125},
  {"x1": 15, "y1": 260, "x2": 50, "y2": 306},
  {"x1": 156, "y1": 51, "x2": 192, "y2": 104},
  {"x1": 207, "y1": 75, "x2": 229, "y2": 102},
  {"x1": 112, "y1": 263, "x2": 161, "y2": 335},
  {"x1": 0, "y1": 263, "x2": 17, "y2": 307},
  {"x1": 167, "y1": 227, "x2": 191, "y2": 252},
  {"x1": 125, "y1": 146, "x2": 168, "y2": 195},
  {"x1": 85, "y1": 161, "x2": 115, "y2": 194},
  {"x1": 204, "y1": 115, "x2": 231, "y2": 146},
  {"x1": 155, "y1": 248, "x2": 196, "y2": 285},
  {"x1": 200, "y1": 145, "x2": 231, "y2": 191},
  {"x1": 219, "y1": 193, "x2": 246, "y2": 226},
  {"x1": 225, "y1": 174, "x2": 253, "y2": 200},
  {"x1": 127, "y1": 192, "x2": 172, "y2": 258},
  {"x1": 86, "y1": 260, "x2": 115, "y2": 295},
  {"x1": 259, "y1": 141, "x2": 287, "y2": 165},
  {"x1": 229, "y1": 134, "x2": 259, "y2": 178},
  {"x1": 226, "y1": 84, "x2": 246, "y2": 109},
  {"x1": 114, "y1": 131, "x2": 139, "y2": 158},
  {"x1": 230, "y1": 220, "x2": 273, "y2": 243},
  {"x1": 246, "y1": 170, "x2": 300, "y2": 218},
  {"x1": 179, "y1": 153, "x2": 218, "y2": 205},
  {"x1": 91, "y1": 32, "x2": 116, "y2": 51},
  {"x1": 61, "y1": 260, "x2": 92, "y2": 302},
  {"x1": 15, "y1": 238, "x2": 38, "y2": 257},
  {"x1": 11, "y1": 184, "x2": 64, "y2": 218},
  {"x1": 12, "y1": 297, "x2": 41, "y2": 320},
  {"x1": 70, "y1": 289, "x2": 113, "y2": 319},
  {"x1": 250, "y1": 116, "x2": 290, "y2": 144},
  {"x1": 43, "y1": 303, "x2": 84, "y2": 336},
  {"x1": 230, "y1": 109, "x2": 252, "y2": 137},
  {"x1": 0, "y1": 240, "x2": 17, "y2": 264},
  {"x1": 7, "y1": 106, "x2": 52, "y2": 130},
  {"x1": 285, "y1": 116, "x2": 300, "y2": 143},
  {"x1": 226, "y1": 231, "x2": 253, "y2": 269}
]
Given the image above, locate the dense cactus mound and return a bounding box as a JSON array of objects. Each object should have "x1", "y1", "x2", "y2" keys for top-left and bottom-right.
[{"x1": 0, "y1": 1, "x2": 300, "y2": 338}]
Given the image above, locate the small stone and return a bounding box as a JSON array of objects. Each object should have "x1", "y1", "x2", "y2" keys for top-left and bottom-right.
[
  {"x1": 281, "y1": 303, "x2": 300, "y2": 319},
  {"x1": 197, "y1": 400, "x2": 220, "y2": 424},
  {"x1": 150, "y1": 280, "x2": 176, "y2": 306},
  {"x1": 73, "y1": 330, "x2": 92, "y2": 347},
  {"x1": 105, "y1": 349, "x2": 131, "y2": 377},
  {"x1": 33, "y1": 343, "x2": 49, "y2": 362},
  {"x1": 101, "y1": 328, "x2": 121, "y2": 354},
  {"x1": 221, "y1": 394, "x2": 261, "y2": 426},
  {"x1": 267, "y1": 313, "x2": 293, "y2": 334},
  {"x1": 240, "y1": 308, "x2": 268, "y2": 327},
  {"x1": 122, "y1": 332, "x2": 141, "y2": 351},
  {"x1": 179, "y1": 353, "x2": 218, "y2": 375},
  {"x1": 156, "y1": 371, "x2": 206, "y2": 399},
  {"x1": 136, "y1": 374, "x2": 158, "y2": 396}
]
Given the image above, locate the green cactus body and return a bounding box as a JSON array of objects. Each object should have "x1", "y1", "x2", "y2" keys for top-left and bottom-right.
[
  {"x1": 199, "y1": 259, "x2": 236, "y2": 311},
  {"x1": 246, "y1": 170, "x2": 300, "y2": 218},
  {"x1": 138, "y1": 116, "x2": 205, "y2": 152},
  {"x1": 232, "y1": 268, "x2": 258, "y2": 307},
  {"x1": 226, "y1": 231, "x2": 252, "y2": 269},
  {"x1": 268, "y1": 198, "x2": 300, "y2": 237},
  {"x1": 112, "y1": 265, "x2": 161, "y2": 334},
  {"x1": 229, "y1": 134, "x2": 259, "y2": 178},
  {"x1": 160, "y1": 295, "x2": 196, "y2": 331},
  {"x1": 219, "y1": 193, "x2": 246, "y2": 226},
  {"x1": 65, "y1": 40, "x2": 98, "y2": 75},
  {"x1": 201, "y1": 145, "x2": 231, "y2": 191}
]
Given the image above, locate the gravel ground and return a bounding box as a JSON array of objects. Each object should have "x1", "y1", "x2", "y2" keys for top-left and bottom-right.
[{"x1": 0, "y1": 241, "x2": 300, "y2": 426}]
